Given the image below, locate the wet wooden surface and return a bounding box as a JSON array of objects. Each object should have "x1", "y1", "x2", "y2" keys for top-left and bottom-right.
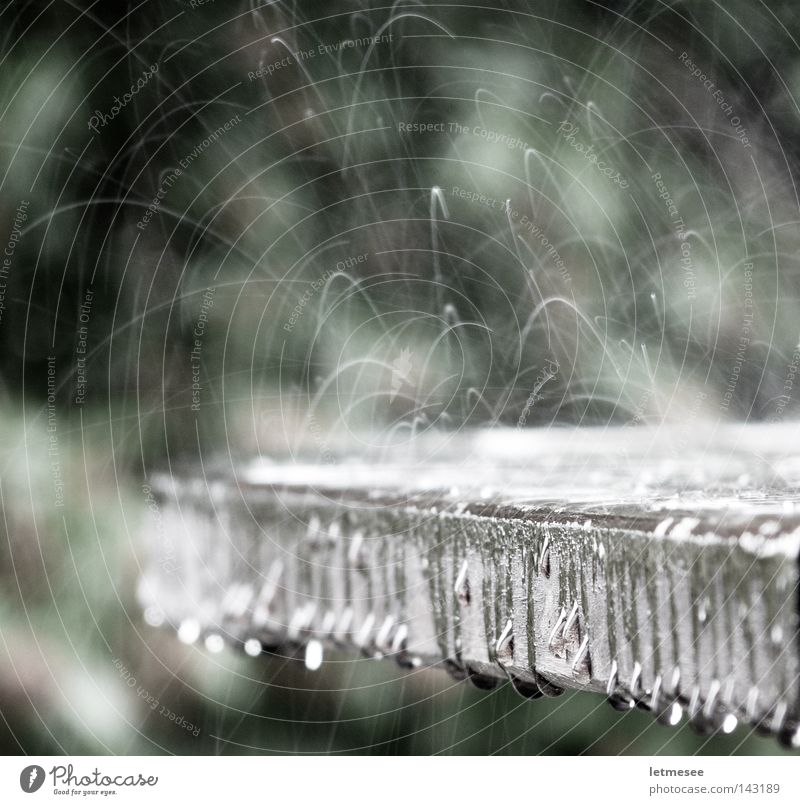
[{"x1": 138, "y1": 424, "x2": 800, "y2": 746}]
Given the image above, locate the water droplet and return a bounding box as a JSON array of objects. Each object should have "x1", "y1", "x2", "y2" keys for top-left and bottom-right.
[
  {"x1": 178, "y1": 619, "x2": 200, "y2": 644},
  {"x1": 144, "y1": 607, "x2": 164, "y2": 627},
  {"x1": 204, "y1": 634, "x2": 225, "y2": 654},
  {"x1": 305, "y1": 639, "x2": 323, "y2": 671},
  {"x1": 244, "y1": 638, "x2": 262, "y2": 657},
  {"x1": 697, "y1": 599, "x2": 708, "y2": 624}
]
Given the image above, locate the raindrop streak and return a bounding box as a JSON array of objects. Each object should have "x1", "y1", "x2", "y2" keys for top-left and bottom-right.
[
  {"x1": 430, "y1": 185, "x2": 449, "y2": 313},
  {"x1": 650, "y1": 291, "x2": 664, "y2": 331},
  {"x1": 641, "y1": 343, "x2": 653, "y2": 383}
]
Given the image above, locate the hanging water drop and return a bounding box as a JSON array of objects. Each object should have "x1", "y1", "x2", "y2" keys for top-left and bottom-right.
[
  {"x1": 665, "y1": 702, "x2": 683, "y2": 726},
  {"x1": 722, "y1": 713, "x2": 738, "y2": 734}
]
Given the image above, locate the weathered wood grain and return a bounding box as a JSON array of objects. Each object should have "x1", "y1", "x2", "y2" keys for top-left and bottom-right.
[{"x1": 137, "y1": 424, "x2": 800, "y2": 746}]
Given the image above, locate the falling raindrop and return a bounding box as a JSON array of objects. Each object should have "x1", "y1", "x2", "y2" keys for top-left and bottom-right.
[
  {"x1": 454, "y1": 559, "x2": 470, "y2": 605},
  {"x1": 650, "y1": 291, "x2": 664, "y2": 331},
  {"x1": 144, "y1": 607, "x2": 164, "y2": 627},
  {"x1": 204, "y1": 634, "x2": 225, "y2": 654},
  {"x1": 641, "y1": 343, "x2": 653, "y2": 382},
  {"x1": 442, "y1": 303, "x2": 459, "y2": 324},
  {"x1": 430, "y1": 185, "x2": 449, "y2": 310},
  {"x1": 305, "y1": 639, "x2": 324, "y2": 671},
  {"x1": 178, "y1": 618, "x2": 200, "y2": 645},
  {"x1": 244, "y1": 638, "x2": 262, "y2": 657}
]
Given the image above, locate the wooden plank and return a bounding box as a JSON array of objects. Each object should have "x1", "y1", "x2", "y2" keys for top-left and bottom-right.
[{"x1": 137, "y1": 424, "x2": 800, "y2": 746}]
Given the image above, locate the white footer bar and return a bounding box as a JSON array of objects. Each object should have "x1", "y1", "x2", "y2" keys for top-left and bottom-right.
[{"x1": 0, "y1": 756, "x2": 796, "y2": 804}]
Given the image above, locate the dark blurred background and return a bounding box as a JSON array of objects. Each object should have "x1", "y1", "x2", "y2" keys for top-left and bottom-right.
[{"x1": 1, "y1": 0, "x2": 799, "y2": 754}]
